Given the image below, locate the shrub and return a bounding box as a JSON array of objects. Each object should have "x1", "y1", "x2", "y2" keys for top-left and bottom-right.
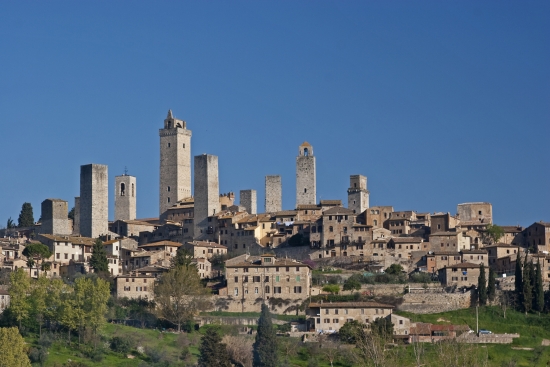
[
  {"x1": 29, "y1": 346, "x2": 48, "y2": 366},
  {"x1": 322, "y1": 284, "x2": 340, "y2": 294},
  {"x1": 110, "y1": 336, "x2": 133, "y2": 354},
  {"x1": 38, "y1": 332, "x2": 54, "y2": 348}
]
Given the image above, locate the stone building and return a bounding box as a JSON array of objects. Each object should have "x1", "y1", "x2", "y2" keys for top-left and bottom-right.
[
  {"x1": 438, "y1": 262, "x2": 487, "y2": 288},
  {"x1": 0, "y1": 289, "x2": 10, "y2": 314},
  {"x1": 80, "y1": 164, "x2": 108, "y2": 238},
  {"x1": 183, "y1": 240, "x2": 228, "y2": 259},
  {"x1": 192, "y1": 257, "x2": 212, "y2": 279},
  {"x1": 159, "y1": 110, "x2": 192, "y2": 216},
  {"x1": 366, "y1": 206, "x2": 393, "y2": 228},
  {"x1": 115, "y1": 174, "x2": 136, "y2": 221},
  {"x1": 347, "y1": 175, "x2": 369, "y2": 214},
  {"x1": 116, "y1": 274, "x2": 155, "y2": 300},
  {"x1": 429, "y1": 231, "x2": 471, "y2": 252},
  {"x1": 224, "y1": 254, "x2": 311, "y2": 313},
  {"x1": 265, "y1": 175, "x2": 282, "y2": 213},
  {"x1": 485, "y1": 243, "x2": 520, "y2": 270},
  {"x1": 40, "y1": 198, "x2": 70, "y2": 235},
  {"x1": 194, "y1": 154, "x2": 220, "y2": 239},
  {"x1": 73, "y1": 197, "x2": 80, "y2": 235},
  {"x1": 430, "y1": 212, "x2": 458, "y2": 233},
  {"x1": 523, "y1": 222, "x2": 550, "y2": 253},
  {"x1": 296, "y1": 142, "x2": 316, "y2": 207},
  {"x1": 307, "y1": 301, "x2": 395, "y2": 333},
  {"x1": 500, "y1": 226, "x2": 524, "y2": 246},
  {"x1": 457, "y1": 202, "x2": 493, "y2": 224},
  {"x1": 240, "y1": 189, "x2": 257, "y2": 215}
]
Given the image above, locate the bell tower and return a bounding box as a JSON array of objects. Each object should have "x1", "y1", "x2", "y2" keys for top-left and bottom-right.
[{"x1": 159, "y1": 110, "x2": 192, "y2": 216}]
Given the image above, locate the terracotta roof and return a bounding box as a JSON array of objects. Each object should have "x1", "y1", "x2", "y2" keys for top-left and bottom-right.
[
  {"x1": 273, "y1": 210, "x2": 298, "y2": 216},
  {"x1": 296, "y1": 204, "x2": 321, "y2": 210},
  {"x1": 320, "y1": 200, "x2": 342, "y2": 206},
  {"x1": 483, "y1": 243, "x2": 519, "y2": 248},
  {"x1": 309, "y1": 302, "x2": 394, "y2": 309},
  {"x1": 501, "y1": 226, "x2": 523, "y2": 232},
  {"x1": 323, "y1": 207, "x2": 354, "y2": 215},
  {"x1": 430, "y1": 231, "x2": 459, "y2": 236},
  {"x1": 140, "y1": 240, "x2": 182, "y2": 247},
  {"x1": 300, "y1": 141, "x2": 312, "y2": 147},
  {"x1": 444, "y1": 262, "x2": 481, "y2": 269},
  {"x1": 433, "y1": 251, "x2": 461, "y2": 255},
  {"x1": 186, "y1": 241, "x2": 227, "y2": 249},
  {"x1": 461, "y1": 249, "x2": 487, "y2": 254},
  {"x1": 226, "y1": 257, "x2": 310, "y2": 268},
  {"x1": 391, "y1": 237, "x2": 423, "y2": 243}
]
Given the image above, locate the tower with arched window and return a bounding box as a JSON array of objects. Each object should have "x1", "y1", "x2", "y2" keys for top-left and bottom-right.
[
  {"x1": 296, "y1": 142, "x2": 316, "y2": 207},
  {"x1": 115, "y1": 174, "x2": 136, "y2": 221},
  {"x1": 347, "y1": 175, "x2": 369, "y2": 214},
  {"x1": 159, "y1": 109, "x2": 192, "y2": 216}
]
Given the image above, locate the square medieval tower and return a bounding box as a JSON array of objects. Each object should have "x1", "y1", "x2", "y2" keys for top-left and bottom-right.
[{"x1": 296, "y1": 142, "x2": 316, "y2": 207}]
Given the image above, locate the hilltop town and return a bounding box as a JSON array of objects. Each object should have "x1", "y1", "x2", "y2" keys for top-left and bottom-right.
[{"x1": 1, "y1": 110, "x2": 548, "y2": 365}]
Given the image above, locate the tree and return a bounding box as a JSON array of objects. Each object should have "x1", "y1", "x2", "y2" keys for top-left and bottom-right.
[
  {"x1": 17, "y1": 202, "x2": 34, "y2": 227},
  {"x1": 253, "y1": 303, "x2": 278, "y2": 367},
  {"x1": 75, "y1": 276, "x2": 110, "y2": 346},
  {"x1": 68, "y1": 206, "x2": 75, "y2": 221},
  {"x1": 385, "y1": 264, "x2": 404, "y2": 275},
  {"x1": 0, "y1": 327, "x2": 32, "y2": 367},
  {"x1": 171, "y1": 248, "x2": 194, "y2": 268},
  {"x1": 343, "y1": 275, "x2": 362, "y2": 291},
  {"x1": 322, "y1": 284, "x2": 340, "y2": 294},
  {"x1": 154, "y1": 264, "x2": 211, "y2": 332},
  {"x1": 484, "y1": 224, "x2": 504, "y2": 245},
  {"x1": 9, "y1": 268, "x2": 31, "y2": 330},
  {"x1": 89, "y1": 238, "x2": 109, "y2": 273},
  {"x1": 487, "y1": 267, "x2": 496, "y2": 302},
  {"x1": 477, "y1": 264, "x2": 487, "y2": 306},
  {"x1": 534, "y1": 260, "x2": 544, "y2": 313},
  {"x1": 6, "y1": 217, "x2": 16, "y2": 229},
  {"x1": 338, "y1": 320, "x2": 365, "y2": 344},
  {"x1": 371, "y1": 317, "x2": 393, "y2": 340},
  {"x1": 30, "y1": 276, "x2": 49, "y2": 337},
  {"x1": 22, "y1": 243, "x2": 52, "y2": 278},
  {"x1": 514, "y1": 251, "x2": 523, "y2": 309},
  {"x1": 223, "y1": 334, "x2": 253, "y2": 367},
  {"x1": 198, "y1": 327, "x2": 231, "y2": 367},
  {"x1": 288, "y1": 233, "x2": 309, "y2": 247},
  {"x1": 523, "y1": 262, "x2": 533, "y2": 314}
]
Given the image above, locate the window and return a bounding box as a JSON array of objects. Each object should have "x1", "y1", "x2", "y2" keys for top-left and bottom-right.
[
  {"x1": 265, "y1": 276, "x2": 270, "y2": 282},
  {"x1": 296, "y1": 275, "x2": 301, "y2": 281},
  {"x1": 325, "y1": 309, "x2": 329, "y2": 314},
  {"x1": 253, "y1": 276, "x2": 261, "y2": 282},
  {"x1": 265, "y1": 286, "x2": 270, "y2": 293},
  {"x1": 333, "y1": 319, "x2": 339, "y2": 323},
  {"x1": 335, "y1": 309, "x2": 339, "y2": 315},
  {"x1": 254, "y1": 287, "x2": 259, "y2": 294},
  {"x1": 234, "y1": 276, "x2": 238, "y2": 283},
  {"x1": 329, "y1": 226, "x2": 333, "y2": 232},
  {"x1": 294, "y1": 286, "x2": 302, "y2": 293},
  {"x1": 234, "y1": 288, "x2": 238, "y2": 296},
  {"x1": 167, "y1": 186, "x2": 170, "y2": 192},
  {"x1": 275, "y1": 276, "x2": 280, "y2": 282},
  {"x1": 274, "y1": 287, "x2": 282, "y2": 293}
]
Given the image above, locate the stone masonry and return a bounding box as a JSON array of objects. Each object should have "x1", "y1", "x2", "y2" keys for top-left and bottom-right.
[
  {"x1": 40, "y1": 198, "x2": 70, "y2": 235},
  {"x1": 296, "y1": 142, "x2": 316, "y2": 207},
  {"x1": 347, "y1": 174, "x2": 369, "y2": 214},
  {"x1": 115, "y1": 174, "x2": 136, "y2": 221},
  {"x1": 194, "y1": 154, "x2": 219, "y2": 238},
  {"x1": 265, "y1": 175, "x2": 282, "y2": 213},
  {"x1": 240, "y1": 189, "x2": 257, "y2": 214},
  {"x1": 80, "y1": 164, "x2": 108, "y2": 238},
  {"x1": 73, "y1": 197, "x2": 80, "y2": 235},
  {"x1": 159, "y1": 110, "x2": 192, "y2": 216}
]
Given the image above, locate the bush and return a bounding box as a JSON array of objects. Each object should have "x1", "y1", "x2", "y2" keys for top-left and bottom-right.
[
  {"x1": 29, "y1": 347, "x2": 48, "y2": 366},
  {"x1": 110, "y1": 336, "x2": 133, "y2": 354},
  {"x1": 410, "y1": 272, "x2": 434, "y2": 283},
  {"x1": 322, "y1": 284, "x2": 340, "y2": 294},
  {"x1": 145, "y1": 346, "x2": 166, "y2": 363},
  {"x1": 277, "y1": 323, "x2": 292, "y2": 333},
  {"x1": 385, "y1": 264, "x2": 404, "y2": 275},
  {"x1": 343, "y1": 276, "x2": 362, "y2": 291},
  {"x1": 38, "y1": 332, "x2": 54, "y2": 348}
]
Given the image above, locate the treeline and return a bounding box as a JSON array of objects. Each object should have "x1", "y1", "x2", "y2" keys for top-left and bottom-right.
[{"x1": 513, "y1": 252, "x2": 545, "y2": 313}]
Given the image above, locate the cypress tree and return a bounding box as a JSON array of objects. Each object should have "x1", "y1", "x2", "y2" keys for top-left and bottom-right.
[
  {"x1": 198, "y1": 327, "x2": 231, "y2": 367},
  {"x1": 18, "y1": 202, "x2": 34, "y2": 227},
  {"x1": 534, "y1": 260, "x2": 544, "y2": 313},
  {"x1": 478, "y1": 264, "x2": 487, "y2": 306},
  {"x1": 89, "y1": 238, "x2": 109, "y2": 273},
  {"x1": 514, "y1": 251, "x2": 523, "y2": 309},
  {"x1": 487, "y1": 267, "x2": 496, "y2": 302},
  {"x1": 523, "y1": 263, "x2": 533, "y2": 314},
  {"x1": 253, "y1": 303, "x2": 278, "y2": 367}
]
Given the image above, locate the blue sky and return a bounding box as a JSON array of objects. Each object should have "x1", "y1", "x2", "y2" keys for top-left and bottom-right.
[{"x1": 0, "y1": 1, "x2": 548, "y2": 227}]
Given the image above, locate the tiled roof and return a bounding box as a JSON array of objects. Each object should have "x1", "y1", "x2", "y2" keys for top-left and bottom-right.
[
  {"x1": 391, "y1": 237, "x2": 423, "y2": 243},
  {"x1": 139, "y1": 240, "x2": 182, "y2": 248},
  {"x1": 273, "y1": 210, "x2": 298, "y2": 216},
  {"x1": 323, "y1": 207, "x2": 354, "y2": 215},
  {"x1": 309, "y1": 302, "x2": 394, "y2": 309},
  {"x1": 431, "y1": 231, "x2": 459, "y2": 236},
  {"x1": 186, "y1": 241, "x2": 227, "y2": 249}
]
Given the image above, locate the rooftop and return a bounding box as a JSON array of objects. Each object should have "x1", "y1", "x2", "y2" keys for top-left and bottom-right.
[{"x1": 309, "y1": 301, "x2": 394, "y2": 309}]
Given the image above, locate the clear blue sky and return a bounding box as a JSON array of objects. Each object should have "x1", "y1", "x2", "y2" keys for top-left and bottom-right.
[{"x1": 1, "y1": 1, "x2": 548, "y2": 227}]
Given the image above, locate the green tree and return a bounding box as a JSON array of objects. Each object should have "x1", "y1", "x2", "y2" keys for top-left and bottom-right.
[
  {"x1": 523, "y1": 262, "x2": 533, "y2": 314},
  {"x1": 9, "y1": 268, "x2": 31, "y2": 330},
  {"x1": 484, "y1": 224, "x2": 505, "y2": 245},
  {"x1": 68, "y1": 206, "x2": 75, "y2": 221},
  {"x1": 477, "y1": 264, "x2": 487, "y2": 306},
  {"x1": 154, "y1": 264, "x2": 211, "y2": 332},
  {"x1": 89, "y1": 238, "x2": 109, "y2": 273},
  {"x1": 76, "y1": 276, "x2": 110, "y2": 346},
  {"x1": 343, "y1": 275, "x2": 362, "y2": 291},
  {"x1": 514, "y1": 251, "x2": 523, "y2": 309},
  {"x1": 534, "y1": 260, "x2": 544, "y2": 313},
  {"x1": 22, "y1": 243, "x2": 52, "y2": 278},
  {"x1": 17, "y1": 202, "x2": 34, "y2": 227},
  {"x1": 253, "y1": 303, "x2": 278, "y2": 367},
  {"x1": 322, "y1": 284, "x2": 340, "y2": 294},
  {"x1": 171, "y1": 248, "x2": 194, "y2": 268},
  {"x1": 288, "y1": 233, "x2": 309, "y2": 247},
  {"x1": 30, "y1": 276, "x2": 49, "y2": 337},
  {"x1": 385, "y1": 264, "x2": 404, "y2": 275},
  {"x1": 371, "y1": 317, "x2": 393, "y2": 340},
  {"x1": 338, "y1": 320, "x2": 365, "y2": 344},
  {"x1": 6, "y1": 217, "x2": 16, "y2": 229},
  {"x1": 487, "y1": 267, "x2": 496, "y2": 302},
  {"x1": 198, "y1": 327, "x2": 231, "y2": 367},
  {"x1": 0, "y1": 327, "x2": 32, "y2": 367}
]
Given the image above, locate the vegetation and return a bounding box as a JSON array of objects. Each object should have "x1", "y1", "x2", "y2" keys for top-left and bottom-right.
[
  {"x1": 484, "y1": 224, "x2": 504, "y2": 245},
  {"x1": 0, "y1": 327, "x2": 32, "y2": 367},
  {"x1": 477, "y1": 263, "x2": 487, "y2": 306},
  {"x1": 18, "y1": 202, "x2": 34, "y2": 227},
  {"x1": 253, "y1": 304, "x2": 278, "y2": 367},
  {"x1": 384, "y1": 264, "x2": 403, "y2": 275},
  {"x1": 198, "y1": 327, "x2": 231, "y2": 367},
  {"x1": 322, "y1": 284, "x2": 340, "y2": 294},
  {"x1": 89, "y1": 238, "x2": 109, "y2": 273},
  {"x1": 68, "y1": 206, "x2": 75, "y2": 221},
  {"x1": 22, "y1": 243, "x2": 53, "y2": 277},
  {"x1": 487, "y1": 267, "x2": 496, "y2": 302},
  {"x1": 288, "y1": 233, "x2": 310, "y2": 247}
]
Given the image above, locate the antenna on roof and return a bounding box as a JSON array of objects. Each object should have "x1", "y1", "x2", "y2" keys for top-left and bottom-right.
[{"x1": 124, "y1": 166, "x2": 128, "y2": 175}]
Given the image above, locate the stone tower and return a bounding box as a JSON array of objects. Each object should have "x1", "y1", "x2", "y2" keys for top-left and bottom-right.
[
  {"x1": 194, "y1": 154, "x2": 219, "y2": 238},
  {"x1": 296, "y1": 142, "x2": 316, "y2": 207},
  {"x1": 265, "y1": 175, "x2": 282, "y2": 213},
  {"x1": 240, "y1": 189, "x2": 257, "y2": 214},
  {"x1": 159, "y1": 110, "x2": 192, "y2": 216},
  {"x1": 347, "y1": 175, "x2": 369, "y2": 214},
  {"x1": 73, "y1": 197, "x2": 80, "y2": 235},
  {"x1": 115, "y1": 174, "x2": 136, "y2": 221},
  {"x1": 40, "y1": 199, "x2": 70, "y2": 235},
  {"x1": 80, "y1": 164, "x2": 108, "y2": 238}
]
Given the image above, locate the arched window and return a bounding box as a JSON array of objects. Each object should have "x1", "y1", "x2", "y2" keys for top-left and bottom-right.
[
  {"x1": 329, "y1": 226, "x2": 333, "y2": 232},
  {"x1": 120, "y1": 183, "x2": 125, "y2": 196},
  {"x1": 167, "y1": 186, "x2": 171, "y2": 192},
  {"x1": 304, "y1": 148, "x2": 309, "y2": 156}
]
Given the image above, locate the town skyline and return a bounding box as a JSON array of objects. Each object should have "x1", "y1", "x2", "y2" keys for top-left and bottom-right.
[{"x1": 1, "y1": 2, "x2": 549, "y2": 226}]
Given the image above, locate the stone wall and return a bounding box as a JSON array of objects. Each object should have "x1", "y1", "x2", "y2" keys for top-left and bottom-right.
[
  {"x1": 347, "y1": 175, "x2": 369, "y2": 214},
  {"x1": 80, "y1": 164, "x2": 108, "y2": 238},
  {"x1": 194, "y1": 154, "x2": 219, "y2": 238},
  {"x1": 73, "y1": 197, "x2": 80, "y2": 235},
  {"x1": 211, "y1": 295, "x2": 306, "y2": 315},
  {"x1": 296, "y1": 144, "x2": 316, "y2": 206},
  {"x1": 398, "y1": 290, "x2": 473, "y2": 314},
  {"x1": 265, "y1": 175, "x2": 282, "y2": 213},
  {"x1": 115, "y1": 175, "x2": 136, "y2": 221},
  {"x1": 40, "y1": 198, "x2": 70, "y2": 235},
  {"x1": 195, "y1": 316, "x2": 286, "y2": 327},
  {"x1": 240, "y1": 189, "x2": 257, "y2": 215}
]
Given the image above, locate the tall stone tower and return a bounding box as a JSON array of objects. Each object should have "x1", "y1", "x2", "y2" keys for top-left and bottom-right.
[
  {"x1": 347, "y1": 175, "x2": 369, "y2": 214},
  {"x1": 115, "y1": 174, "x2": 136, "y2": 221},
  {"x1": 159, "y1": 110, "x2": 192, "y2": 216},
  {"x1": 240, "y1": 189, "x2": 257, "y2": 214},
  {"x1": 40, "y1": 199, "x2": 70, "y2": 235},
  {"x1": 265, "y1": 175, "x2": 282, "y2": 213},
  {"x1": 80, "y1": 164, "x2": 108, "y2": 238},
  {"x1": 73, "y1": 197, "x2": 80, "y2": 235},
  {"x1": 194, "y1": 154, "x2": 219, "y2": 238},
  {"x1": 296, "y1": 142, "x2": 316, "y2": 207}
]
